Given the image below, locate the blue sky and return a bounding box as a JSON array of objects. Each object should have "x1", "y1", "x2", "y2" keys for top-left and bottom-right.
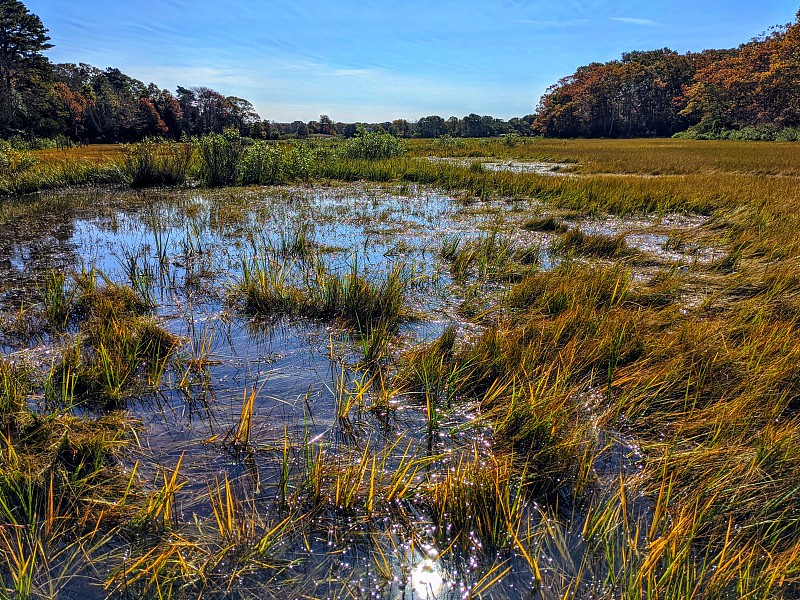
[{"x1": 25, "y1": 1, "x2": 800, "y2": 122}]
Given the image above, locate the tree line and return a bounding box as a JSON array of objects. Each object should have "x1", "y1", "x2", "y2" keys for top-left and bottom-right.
[
  {"x1": 3, "y1": 0, "x2": 799, "y2": 143},
  {"x1": 533, "y1": 10, "x2": 800, "y2": 138},
  {"x1": 0, "y1": 0, "x2": 538, "y2": 144}
]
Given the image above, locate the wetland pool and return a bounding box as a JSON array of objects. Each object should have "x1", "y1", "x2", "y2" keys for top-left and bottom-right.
[{"x1": 0, "y1": 183, "x2": 705, "y2": 599}]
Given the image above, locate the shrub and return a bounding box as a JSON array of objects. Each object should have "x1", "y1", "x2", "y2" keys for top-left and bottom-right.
[
  {"x1": 433, "y1": 134, "x2": 466, "y2": 150},
  {"x1": 0, "y1": 140, "x2": 36, "y2": 176},
  {"x1": 342, "y1": 130, "x2": 405, "y2": 160},
  {"x1": 239, "y1": 141, "x2": 285, "y2": 185},
  {"x1": 286, "y1": 141, "x2": 315, "y2": 179},
  {"x1": 198, "y1": 129, "x2": 244, "y2": 186}
]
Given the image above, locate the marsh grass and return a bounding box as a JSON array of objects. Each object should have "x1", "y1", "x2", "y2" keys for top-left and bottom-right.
[
  {"x1": 238, "y1": 254, "x2": 409, "y2": 337},
  {"x1": 0, "y1": 357, "x2": 29, "y2": 418},
  {"x1": 428, "y1": 452, "x2": 527, "y2": 552},
  {"x1": 36, "y1": 270, "x2": 70, "y2": 329},
  {"x1": 393, "y1": 326, "x2": 476, "y2": 428},
  {"x1": 441, "y1": 229, "x2": 520, "y2": 283},
  {"x1": 522, "y1": 215, "x2": 569, "y2": 233},
  {"x1": 123, "y1": 141, "x2": 194, "y2": 187},
  {"x1": 45, "y1": 270, "x2": 181, "y2": 405},
  {"x1": 555, "y1": 229, "x2": 633, "y2": 258},
  {"x1": 5, "y1": 138, "x2": 800, "y2": 596},
  {"x1": 198, "y1": 131, "x2": 244, "y2": 187},
  {"x1": 0, "y1": 411, "x2": 137, "y2": 598}
]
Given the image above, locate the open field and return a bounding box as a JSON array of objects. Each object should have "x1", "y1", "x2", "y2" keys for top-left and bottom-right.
[{"x1": 1, "y1": 137, "x2": 800, "y2": 598}]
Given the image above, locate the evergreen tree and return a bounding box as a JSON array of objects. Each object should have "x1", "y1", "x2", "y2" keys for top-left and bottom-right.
[{"x1": 0, "y1": 0, "x2": 52, "y2": 133}]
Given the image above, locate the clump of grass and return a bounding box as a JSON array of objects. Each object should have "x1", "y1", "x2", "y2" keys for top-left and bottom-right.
[
  {"x1": 506, "y1": 262, "x2": 629, "y2": 315},
  {"x1": 309, "y1": 261, "x2": 409, "y2": 335},
  {"x1": 239, "y1": 257, "x2": 409, "y2": 336},
  {"x1": 36, "y1": 270, "x2": 74, "y2": 329},
  {"x1": 555, "y1": 229, "x2": 632, "y2": 258},
  {"x1": 239, "y1": 255, "x2": 306, "y2": 316},
  {"x1": 0, "y1": 358, "x2": 30, "y2": 420},
  {"x1": 123, "y1": 140, "x2": 193, "y2": 188},
  {"x1": 302, "y1": 437, "x2": 424, "y2": 514},
  {"x1": 225, "y1": 388, "x2": 257, "y2": 450},
  {"x1": 521, "y1": 215, "x2": 568, "y2": 233},
  {"x1": 626, "y1": 269, "x2": 684, "y2": 308},
  {"x1": 394, "y1": 326, "x2": 470, "y2": 424},
  {"x1": 442, "y1": 230, "x2": 517, "y2": 282},
  {"x1": 278, "y1": 222, "x2": 315, "y2": 260},
  {"x1": 54, "y1": 272, "x2": 178, "y2": 405},
  {"x1": 469, "y1": 159, "x2": 485, "y2": 173},
  {"x1": 0, "y1": 413, "x2": 137, "y2": 571},
  {"x1": 428, "y1": 453, "x2": 527, "y2": 552}
]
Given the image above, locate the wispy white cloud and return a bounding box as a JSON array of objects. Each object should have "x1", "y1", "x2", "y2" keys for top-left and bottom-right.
[
  {"x1": 330, "y1": 68, "x2": 376, "y2": 77},
  {"x1": 609, "y1": 17, "x2": 658, "y2": 26},
  {"x1": 514, "y1": 18, "x2": 590, "y2": 27},
  {"x1": 126, "y1": 58, "x2": 537, "y2": 122}
]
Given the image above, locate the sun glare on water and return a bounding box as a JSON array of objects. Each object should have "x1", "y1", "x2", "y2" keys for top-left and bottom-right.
[{"x1": 411, "y1": 558, "x2": 445, "y2": 599}]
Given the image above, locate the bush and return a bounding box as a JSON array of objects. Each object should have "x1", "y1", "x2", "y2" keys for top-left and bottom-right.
[
  {"x1": 434, "y1": 134, "x2": 466, "y2": 150},
  {"x1": 0, "y1": 140, "x2": 36, "y2": 176},
  {"x1": 673, "y1": 125, "x2": 800, "y2": 142},
  {"x1": 198, "y1": 129, "x2": 244, "y2": 186},
  {"x1": 7, "y1": 135, "x2": 58, "y2": 150},
  {"x1": 238, "y1": 141, "x2": 285, "y2": 185},
  {"x1": 286, "y1": 141, "x2": 315, "y2": 179},
  {"x1": 775, "y1": 127, "x2": 800, "y2": 142},
  {"x1": 342, "y1": 129, "x2": 405, "y2": 160}
]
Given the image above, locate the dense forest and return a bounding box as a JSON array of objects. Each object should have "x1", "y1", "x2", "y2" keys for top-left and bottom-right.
[
  {"x1": 533, "y1": 10, "x2": 800, "y2": 139},
  {"x1": 2, "y1": 0, "x2": 800, "y2": 142}
]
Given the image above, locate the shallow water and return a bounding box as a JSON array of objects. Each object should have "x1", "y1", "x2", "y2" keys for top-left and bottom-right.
[
  {"x1": 0, "y1": 184, "x2": 713, "y2": 598},
  {"x1": 0, "y1": 185, "x2": 535, "y2": 597}
]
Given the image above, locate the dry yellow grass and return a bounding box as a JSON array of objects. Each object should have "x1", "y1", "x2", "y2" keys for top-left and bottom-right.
[{"x1": 34, "y1": 143, "x2": 126, "y2": 165}]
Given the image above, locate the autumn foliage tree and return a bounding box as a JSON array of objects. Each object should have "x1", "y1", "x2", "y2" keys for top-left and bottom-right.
[
  {"x1": 533, "y1": 49, "x2": 702, "y2": 137},
  {"x1": 534, "y1": 11, "x2": 800, "y2": 138},
  {"x1": 679, "y1": 18, "x2": 800, "y2": 133}
]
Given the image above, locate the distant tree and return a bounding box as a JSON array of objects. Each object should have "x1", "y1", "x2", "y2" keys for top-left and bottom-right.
[
  {"x1": 153, "y1": 88, "x2": 183, "y2": 139},
  {"x1": 680, "y1": 21, "x2": 800, "y2": 132},
  {"x1": 194, "y1": 86, "x2": 230, "y2": 133},
  {"x1": 176, "y1": 86, "x2": 200, "y2": 135},
  {"x1": 318, "y1": 114, "x2": 334, "y2": 135},
  {"x1": 52, "y1": 81, "x2": 92, "y2": 139},
  {"x1": 445, "y1": 116, "x2": 461, "y2": 136},
  {"x1": 247, "y1": 119, "x2": 270, "y2": 139},
  {"x1": 137, "y1": 97, "x2": 168, "y2": 136},
  {"x1": 391, "y1": 118, "x2": 411, "y2": 137},
  {"x1": 0, "y1": 0, "x2": 53, "y2": 133},
  {"x1": 508, "y1": 115, "x2": 535, "y2": 136},
  {"x1": 227, "y1": 96, "x2": 260, "y2": 134},
  {"x1": 417, "y1": 115, "x2": 445, "y2": 137},
  {"x1": 292, "y1": 120, "x2": 308, "y2": 138},
  {"x1": 534, "y1": 48, "x2": 703, "y2": 137},
  {"x1": 343, "y1": 122, "x2": 361, "y2": 138}
]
